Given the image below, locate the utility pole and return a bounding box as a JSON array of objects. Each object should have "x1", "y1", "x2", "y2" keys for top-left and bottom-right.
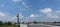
[{"x1": 17, "y1": 13, "x2": 20, "y2": 27}]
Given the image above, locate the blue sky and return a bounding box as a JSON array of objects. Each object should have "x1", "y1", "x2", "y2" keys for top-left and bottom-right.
[{"x1": 0, "y1": 0, "x2": 60, "y2": 22}]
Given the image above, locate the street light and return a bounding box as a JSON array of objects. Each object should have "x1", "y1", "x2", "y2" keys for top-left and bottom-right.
[{"x1": 17, "y1": 13, "x2": 20, "y2": 27}]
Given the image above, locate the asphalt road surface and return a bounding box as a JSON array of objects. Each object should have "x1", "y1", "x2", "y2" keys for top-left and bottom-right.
[{"x1": 20, "y1": 24, "x2": 60, "y2": 27}]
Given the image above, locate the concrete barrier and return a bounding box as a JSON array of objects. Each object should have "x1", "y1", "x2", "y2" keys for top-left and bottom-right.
[{"x1": 20, "y1": 24, "x2": 28, "y2": 27}]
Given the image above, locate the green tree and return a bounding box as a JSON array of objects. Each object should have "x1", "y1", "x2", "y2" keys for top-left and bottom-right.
[
  {"x1": 0, "y1": 21, "x2": 3, "y2": 25},
  {"x1": 33, "y1": 21, "x2": 37, "y2": 24},
  {"x1": 7, "y1": 21, "x2": 12, "y2": 25},
  {"x1": 4, "y1": 21, "x2": 12, "y2": 25}
]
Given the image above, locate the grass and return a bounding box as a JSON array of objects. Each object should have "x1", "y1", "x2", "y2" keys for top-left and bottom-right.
[{"x1": 0, "y1": 25, "x2": 17, "y2": 27}]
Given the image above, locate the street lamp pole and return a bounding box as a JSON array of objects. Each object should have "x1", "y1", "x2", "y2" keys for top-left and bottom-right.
[{"x1": 17, "y1": 13, "x2": 20, "y2": 27}]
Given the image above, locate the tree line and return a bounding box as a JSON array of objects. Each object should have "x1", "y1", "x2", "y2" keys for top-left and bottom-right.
[
  {"x1": 0, "y1": 21, "x2": 12, "y2": 25},
  {"x1": 0, "y1": 21, "x2": 60, "y2": 25}
]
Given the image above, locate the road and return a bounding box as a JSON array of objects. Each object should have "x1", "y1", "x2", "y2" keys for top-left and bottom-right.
[{"x1": 20, "y1": 24, "x2": 60, "y2": 27}]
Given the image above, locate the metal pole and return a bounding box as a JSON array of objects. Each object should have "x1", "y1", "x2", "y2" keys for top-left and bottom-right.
[{"x1": 17, "y1": 13, "x2": 20, "y2": 27}]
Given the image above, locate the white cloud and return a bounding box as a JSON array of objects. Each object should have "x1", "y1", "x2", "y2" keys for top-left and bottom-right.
[
  {"x1": 30, "y1": 14, "x2": 35, "y2": 18},
  {"x1": 30, "y1": 14, "x2": 39, "y2": 18},
  {"x1": 10, "y1": 12, "x2": 24, "y2": 22},
  {"x1": 12, "y1": 0, "x2": 22, "y2": 2},
  {"x1": 54, "y1": 11, "x2": 60, "y2": 17},
  {"x1": 19, "y1": 12, "x2": 24, "y2": 18},
  {"x1": 0, "y1": 12, "x2": 6, "y2": 17},
  {"x1": 47, "y1": 13, "x2": 59, "y2": 18},
  {"x1": 0, "y1": 11, "x2": 24, "y2": 22},
  {"x1": 56, "y1": 11, "x2": 60, "y2": 13},
  {"x1": 0, "y1": 11, "x2": 12, "y2": 21},
  {"x1": 22, "y1": 2, "x2": 26, "y2": 6},
  {"x1": 0, "y1": 12, "x2": 9, "y2": 17},
  {"x1": 39, "y1": 8, "x2": 52, "y2": 13},
  {"x1": 21, "y1": 2, "x2": 29, "y2": 8},
  {"x1": 39, "y1": 8, "x2": 60, "y2": 18}
]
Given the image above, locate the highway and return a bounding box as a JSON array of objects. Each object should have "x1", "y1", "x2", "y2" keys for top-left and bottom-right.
[
  {"x1": 20, "y1": 24, "x2": 60, "y2": 27},
  {"x1": 28, "y1": 24, "x2": 60, "y2": 27}
]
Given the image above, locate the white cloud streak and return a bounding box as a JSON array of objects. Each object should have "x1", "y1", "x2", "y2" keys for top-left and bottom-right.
[
  {"x1": 12, "y1": 0, "x2": 22, "y2": 2},
  {"x1": 12, "y1": 0, "x2": 29, "y2": 8}
]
